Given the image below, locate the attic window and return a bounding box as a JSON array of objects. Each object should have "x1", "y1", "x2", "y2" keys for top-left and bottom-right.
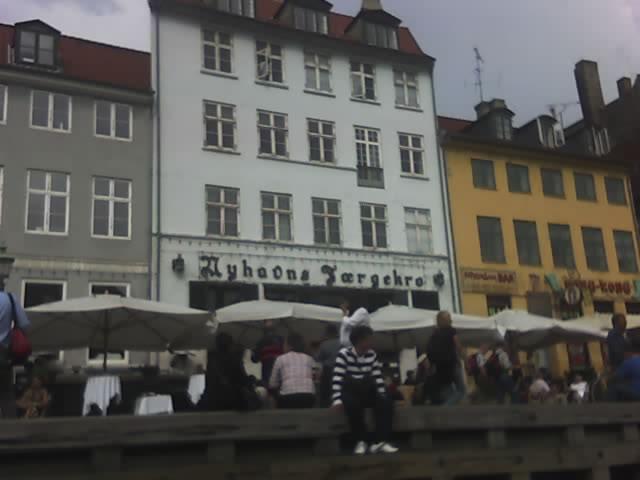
[
  {"x1": 16, "y1": 29, "x2": 55, "y2": 67},
  {"x1": 217, "y1": 0, "x2": 255, "y2": 17},
  {"x1": 494, "y1": 114, "x2": 512, "y2": 141},
  {"x1": 363, "y1": 22, "x2": 398, "y2": 49},
  {"x1": 294, "y1": 7, "x2": 328, "y2": 34}
]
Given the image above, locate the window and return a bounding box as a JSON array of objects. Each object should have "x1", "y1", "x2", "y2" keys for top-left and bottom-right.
[
  {"x1": 304, "y1": 52, "x2": 331, "y2": 92},
  {"x1": 541, "y1": 168, "x2": 564, "y2": 197},
  {"x1": 204, "y1": 101, "x2": 236, "y2": 150},
  {"x1": 614, "y1": 230, "x2": 638, "y2": 273},
  {"x1": 256, "y1": 41, "x2": 284, "y2": 83},
  {"x1": 514, "y1": 220, "x2": 541, "y2": 266},
  {"x1": 202, "y1": 29, "x2": 232, "y2": 73},
  {"x1": 363, "y1": 23, "x2": 398, "y2": 49},
  {"x1": 574, "y1": 172, "x2": 596, "y2": 201},
  {"x1": 495, "y1": 115, "x2": 512, "y2": 140},
  {"x1": 258, "y1": 111, "x2": 288, "y2": 157},
  {"x1": 593, "y1": 301, "x2": 615, "y2": 314},
  {"x1": 355, "y1": 127, "x2": 383, "y2": 188},
  {"x1": 507, "y1": 163, "x2": 531, "y2": 193},
  {"x1": 216, "y1": 0, "x2": 254, "y2": 17},
  {"x1": 548, "y1": 224, "x2": 575, "y2": 268},
  {"x1": 0, "y1": 84, "x2": 6, "y2": 124},
  {"x1": 206, "y1": 186, "x2": 239, "y2": 237},
  {"x1": 405, "y1": 208, "x2": 433, "y2": 255},
  {"x1": 95, "y1": 101, "x2": 132, "y2": 140},
  {"x1": 582, "y1": 227, "x2": 608, "y2": 271},
  {"x1": 471, "y1": 159, "x2": 496, "y2": 190},
  {"x1": 31, "y1": 90, "x2": 70, "y2": 131},
  {"x1": 399, "y1": 134, "x2": 424, "y2": 175},
  {"x1": 605, "y1": 177, "x2": 627, "y2": 205},
  {"x1": 350, "y1": 61, "x2": 376, "y2": 101},
  {"x1": 261, "y1": 192, "x2": 292, "y2": 241},
  {"x1": 23, "y1": 281, "x2": 65, "y2": 308},
  {"x1": 361, "y1": 203, "x2": 387, "y2": 248},
  {"x1": 294, "y1": 7, "x2": 328, "y2": 34},
  {"x1": 26, "y1": 170, "x2": 69, "y2": 234},
  {"x1": 308, "y1": 119, "x2": 335, "y2": 163},
  {"x1": 92, "y1": 177, "x2": 131, "y2": 239},
  {"x1": 17, "y1": 30, "x2": 55, "y2": 66},
  {"x1": 588, "y1": 127, "x2": 610, "y2": 156},
  {"x1": 487, "y1": 295, "x2": 511, "y2": 316},
  {"x1": 477, "y1": 216, "x2": 505, "y2": 263},
  {"x1": 312, "y1": 198, "x2": 341, "y2": 246},
  {"x1": 394, "y1": 71, "x2": 419, "y2": 108},
  {"x1": 89, "y1": 284, "x2": 130, "y2": 365},
  {"x1": 626, "y1": 303, "x2": 640, "y2": 315}
]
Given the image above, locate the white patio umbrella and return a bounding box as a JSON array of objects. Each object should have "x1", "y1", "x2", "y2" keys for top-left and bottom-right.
[
  {"x1": 27, "y1": 295, "x2": 213, "y2": 370},
  {"x1": 492, "y1": 310, "x2": 606, "y2": 351},
  {"x1": 568, "y1": 314, "x2": 640, "y2": 332},
  {"x1": 214, "y1": 300, "x2": 343, "y2": 348},
  {"x1": 369, "y1": 305, "x2": 503, "y2": 351}
]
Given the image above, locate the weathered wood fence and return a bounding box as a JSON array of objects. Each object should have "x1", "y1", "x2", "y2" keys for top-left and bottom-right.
[{"x1": 1, "y1": 404, "x2": 639, "y2": 479}]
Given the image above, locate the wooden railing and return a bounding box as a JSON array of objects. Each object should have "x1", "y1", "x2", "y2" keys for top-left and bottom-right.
[{"x1": 1, "y1": 404, "x2": 639, "y2": 479}]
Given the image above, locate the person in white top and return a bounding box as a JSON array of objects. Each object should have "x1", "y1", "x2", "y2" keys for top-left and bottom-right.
[
  {"x1": 569, "y1": 374, "x2": 589, "y2": 403},
  {"x1": 339, "y1": 301, "x2": 371, "y2": 348},
  {"x1": 529, "y1": 371, "x2": 551, "y2": 402}
]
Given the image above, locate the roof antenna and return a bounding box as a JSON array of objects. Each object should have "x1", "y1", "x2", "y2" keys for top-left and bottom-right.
[{"x1": 474, "y1": 47, "x2": 485, "y2": 102}]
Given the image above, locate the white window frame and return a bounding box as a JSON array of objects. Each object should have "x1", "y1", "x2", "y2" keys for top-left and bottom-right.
[
  {"x1": 91, "y1": 177, "x2": 132, "y2": 240},
  {"x1": 0, "y1": 84, "x2": 7, "y2": 125},
  {"x1": 394, "y1": 70, "x2": 419, "y2": 108},
  {"x1": 364, "y1": 22, "x2": 398, "y2": 49},
  {"x1": 304, "y1": 52, "x2": 331, "y2": 93},
  {"x1": 350, "y1": 61, "x2": 376, "y2": 101},
  {"x1": 29, "y1": 90, "x2": 71, "y2": 133},
  {"x1": 205, "y1": 185, "x2": 240, "y2": 237},
  {"x1": 355, "y1": 126, "x2": 381, "y2": 168},
  {"x1": 308, "y1": 119, "x2": 336, "y2": 163},
  {"x1": 294, "y1": 6, "x2": 328, "y2": 34},
  {"x1": 94, "y1": 101, "x2": 133, "y2": 141},
  {"x1": 261, "y1": 192, "x2": 293, "y2": 242},
  {"x1": 202, "y1": 28, "x2": 233, "y2": 74},
  {"x1": 21, "y1": 279, "x2": 67, "y2": 308},
  {"x1": 312, "y1": 198, "x2": 341, "y2": 246},
  {"x1": 217, "y1": 0, "x2": 255, "y2": 17},
  {"x1": 203, "y1": 101, "x2": 237, "y2": 151},
  {"x1": 256, "y1": 41, "x2": 285, "y2": 84},
  {"x1": 25, "y1": 170, "x2": 70, "y2": 236},
  {"x1": 87, "y1": 282, "x2": 131, "y2": 367},
  {"x1": 405, "y1": 207, "x2": 433, "y2": 255},
  {"x1": 258, "y1": 110, "x2": 288, "y2": 158},
  {"x1": 399, "y1": 133, "x2": 425, "y2": 176},
  {"x1": 360, "y1": 203, "x2": 388, "y2": 249}
]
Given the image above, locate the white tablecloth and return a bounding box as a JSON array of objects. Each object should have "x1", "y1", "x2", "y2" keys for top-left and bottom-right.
[
  {"x1": 83, "y1": 375, "x2": 122, "y2": 416},
  {"x1": 187, "y1": 374, "x2": 206, "y2": 405},
  {"x1": 134, "y1": 394, "x2": 174, "y2": 416}
]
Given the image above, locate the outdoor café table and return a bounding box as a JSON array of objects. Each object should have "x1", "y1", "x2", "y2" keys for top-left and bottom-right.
[
  {"x1": 83, "y1": 375, "x2": 122, "y2": 416},
  {"x1": 134, "y1": 394, "x2": 174, "y2": 416},
  {"x1": 187, "y1": 373, "x2": 206, "y2": 405}
]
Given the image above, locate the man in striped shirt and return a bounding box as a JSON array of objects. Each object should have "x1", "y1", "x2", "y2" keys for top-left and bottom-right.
[{"x1": 331, "y1": 325, "x2": 398, "y2": 455}]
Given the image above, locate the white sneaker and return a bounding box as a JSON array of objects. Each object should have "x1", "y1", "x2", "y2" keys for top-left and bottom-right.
[
  {"x1": 370, "y1": 442, "x2": 399, "y2": 454},
  {"x1": 354, "y1": 441, "x2": 368, "y2": 455}
]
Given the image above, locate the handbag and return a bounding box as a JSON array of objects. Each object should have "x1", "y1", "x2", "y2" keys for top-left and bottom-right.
[{"x1": 7, "y1": 293, "x2": 32, "y2": 364}]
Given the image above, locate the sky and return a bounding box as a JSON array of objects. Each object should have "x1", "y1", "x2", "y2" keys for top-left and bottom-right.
[{"x1": 2, "y1": 0, "x2": 640, "y2": 125}]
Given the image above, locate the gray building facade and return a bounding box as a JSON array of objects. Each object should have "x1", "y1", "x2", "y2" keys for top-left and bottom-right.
[{"x1": 0, "y1": 20, "x2": 153, "y2": 368}]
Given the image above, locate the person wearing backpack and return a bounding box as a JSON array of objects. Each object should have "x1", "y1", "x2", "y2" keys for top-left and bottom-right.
[{"x1": 0, "y1": 291, "x2": 31, "y2": 418}]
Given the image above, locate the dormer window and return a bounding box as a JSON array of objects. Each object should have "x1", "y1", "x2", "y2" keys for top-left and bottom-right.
[
  {"x1": 294, "y1": 7, "x2": 328, "y2": 34},
  {"x1": 217, "y1": 0, "x2": 255, "y2": 17},
  {"x1": 494, "y1": 114, "x2": 512, "y2": 141},
  {"x1": 588, "y1": 127, "x2": 610, "y2": 156},
  {"x1": 16, "y1": 29, "x2": 56, "y2": 67},
  {"x1": 363, "y1": 22, "x2": 398, "y2": 49}
]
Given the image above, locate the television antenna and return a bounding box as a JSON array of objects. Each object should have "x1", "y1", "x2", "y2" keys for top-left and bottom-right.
[
  {"x1": 548, "y1": 101, "x2": 580, "y2": 130},
  {"x1": 473, "y1": 47, "x2": 485, "y2": 102}
]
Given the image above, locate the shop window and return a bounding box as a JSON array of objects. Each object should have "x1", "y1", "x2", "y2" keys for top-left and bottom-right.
[
  {"x1": 567, "y1": 343, "x2": 591, "y2": 370},
  {"x1": 190, "y1": 281, "x2": 258, "y2": 312},
  {"x1": 412, "y1": 291, "x2": 440, "y2": 310},
  {"x1": 593, "y1": 300, "x2": 615, "y2": 314},
  {"x1": 626, "y1": 302, "x2": 640, "y2": 315},
  {"x1": 487, "y1": 295, "x2": 511, "y2": 316}
]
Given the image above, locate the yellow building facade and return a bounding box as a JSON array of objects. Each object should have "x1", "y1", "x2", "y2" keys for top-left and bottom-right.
[{"x1": 444, "y1": 131, "x2": 640, "y2": 376}]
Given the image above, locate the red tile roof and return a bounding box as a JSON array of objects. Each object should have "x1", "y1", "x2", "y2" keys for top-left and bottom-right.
[
  {"x1": 438, "y1": 116, "x2": 473, "y2": 133},
  {"x1": 0, "y1": 23, "x2": 151, "y2": 92},
  {"x1": 156, "y1": 0, "x2": 427, "y2": 57}
]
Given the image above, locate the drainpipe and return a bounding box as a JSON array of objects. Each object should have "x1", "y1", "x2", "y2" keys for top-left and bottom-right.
[
  {"x1": 430, "y1": 74, "x2": 461, "y2": 313},
  {"x1": 154, "y1": 10, "x2": 162, "y2": 303}
]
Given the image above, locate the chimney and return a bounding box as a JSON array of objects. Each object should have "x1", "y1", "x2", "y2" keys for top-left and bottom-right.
[
  {"x1": 474, "y1": 99, "x2": 509, "y2": 119},
  {"x1": 574, "y1": 60, "x2": 605, "y2": 127},
  {"x1": 617, "y1": 77, "x2": 632, "y2": 98},
  {"x1": 362, "y1": 0, "x2": 383, "y2": 10},
  {"x1": 474, "y1": 101, "x2": 491, "y2": 119}
]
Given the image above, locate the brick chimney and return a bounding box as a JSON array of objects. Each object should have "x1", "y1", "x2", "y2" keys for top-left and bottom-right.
[
  {"x1": 574, "y1": 60, "x2": 605, "y2": 127},
  {"x1": 617, "y1": 77, "x2": 632, "y2": 98}
]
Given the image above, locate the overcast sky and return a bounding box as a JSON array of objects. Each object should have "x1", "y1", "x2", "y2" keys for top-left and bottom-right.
[{"x1": 3, "y1": 0, "x2": 640, "y2": 124}]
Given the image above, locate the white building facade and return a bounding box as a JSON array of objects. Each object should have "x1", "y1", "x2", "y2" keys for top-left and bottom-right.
[{"x1": 151, "y1": 0, "x2": 458, "y2": 342}]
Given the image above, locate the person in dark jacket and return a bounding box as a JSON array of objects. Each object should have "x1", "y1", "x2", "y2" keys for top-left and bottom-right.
[
  {"x1": 252, "y1": 320, "x2": 284, "y2": 384},
  {"x1": 202, "y1": 332, "x2": 252, "y2": 411},
  {"x1": 607, "y1": 313, "x2": 629, "y2": 370},
  {"x1": 426, "y1": 311, "x2": 464, "y2": 405},
  {"x1": 316, "y1": 324, "x2": 342, "y2": 407}
]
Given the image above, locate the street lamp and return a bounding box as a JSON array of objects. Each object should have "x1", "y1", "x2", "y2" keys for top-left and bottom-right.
[{"x1": 0, "y1": 245, "x2": 15, "y2": 292}]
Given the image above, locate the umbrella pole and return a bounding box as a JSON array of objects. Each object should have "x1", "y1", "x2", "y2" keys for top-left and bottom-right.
[{"x1": 103, "y1": 311, "x2": 109, "y2": 372}]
